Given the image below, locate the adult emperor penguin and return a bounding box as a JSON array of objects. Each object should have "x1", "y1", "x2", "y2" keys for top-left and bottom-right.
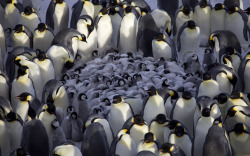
[
  {"x1": 70, "y1": 0, "x2": 95, "y2": 28},
  {"x1": 109, "y1": 129, "x2": 137, "y2": 156},
  {"x1": 12, "y1": 24, "x2": 33, "y2": 48},
  {"x1": 210, "y1": 3, "x2": 227, "y2": 33},
  {"x1": 33, "y1": 23, "x2": 54, "y2": 51},
  {"x1": 122, "y1": 115, "x2": 149, "y2": 145},
  {"x1": 226, "y1": 92, "x2": 249, "y2": 111},
  {"x1": 19, "y1": 6, "x2": 41, "y2": 32},
  {"x1": 109, "y1": 6, "x2": 123, "y2": 48},
  {"x1": 203, "y1": 120, "x2": 232, "y2": 156},
  {"x1": 96, "y1": 7, "x2": 113, "y2": 55},
  {"x1": 228, "y1": 123, "x2": 250, "y2": 156},
  {"x1": 168, "y1": 125, "x2": 193, "y2": 156},
  {"x1": 213, "y1": 93, "x2": 229, "y2": 119},
  {"x1": 245, "y1": 7, "x2": 250, "y2": 34},
  {"x1": 137, "y1": 132, "x2": 159, "y2": 155},
  {"x1": 193, "y1": 0, "x2": 212, "y2": 47},
  {"x1": 171, "y1": 91, "x2": 197, "y2": 136},
  {"x1": 46, "y1": 0, "x2": 69, "y2": 35},
  {"x1": 108, "y1": 95, "x2": 133, "y2": 135},
  {"x1": 157, "y1": 0, "x2": 179, "y2": 19},
  {"x1": 4, "y1": 0, "x2": 23, "y2": 29},
  {"x1": 221, "y1": 47, "x2": 242, "y2": 73},
  {"x1": 118, "y1": 5, "x2": 139, "y2": 54},
  {"x1": 224, "y1": 0, "x2": 243, "y2": 10},
  {"x1": 152, "y1": 33, "x2": 177, "y2": 61},
  {"x1": 158, "y1": 143, "x2": 186, "y2": 156},
  {"x1": 21, "y1": 116, "x2": 50, "y2": 156},
  {"x1": 238, "y1": 52, "x2": 250, "y2": 92},
  {"x1": 15, "y1": 92, "x2": 32, "y2": 122},
  {"x1": 0, "y1": 114, "x2": 10, "y2": 156},
  {"x1": 225, "y1": 6, "x2": 249, "y2": 51},
  {"x1": 142, "y1": 86, "x2": 167, "y2": 125},
  {"x1": 53, "y1": 143, "x2": 82, "y2": 156},
  {"x1": 33, "y1": 51, "x2": 55, "y2": 87},
  {"x1": 5, "y1": 112, "x2": 23, "y2": 151},
  {"x1": 177, "y1": 20, "x2": 200, "y2": 62},
  {"x1": 197, "y1": 72, "x2": 221, "y2": 98},
  {"x1": 75, "y1": 15, "x2": 97, "y2": 63},
  {"x1": 11, "y1": 66, "x2": 36, "y2": 112},
  {"x1": 81, "y1": 122, "x2": 109, "y2": 156},
  {"x1": 149, "y1": 114, "x2": 168, "y2": 145},
  {"x1": 225, "y1": 105, "x2": 250, "y2": 128}
]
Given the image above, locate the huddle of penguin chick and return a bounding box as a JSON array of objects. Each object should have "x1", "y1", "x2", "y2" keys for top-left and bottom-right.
[{"x1": 0, "y1": 0, "x2": 249, "y2": 155}]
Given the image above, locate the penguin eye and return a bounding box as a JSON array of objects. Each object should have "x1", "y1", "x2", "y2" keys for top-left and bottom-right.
[
  {"x1": 128, "y1": 77, "x2": 131, "y2": 81},
  {"x1": 74, "y1": 74, "x2": 79, "y2": 79},
  {"x1": 64, "y1": 75, "x2": 69, "y2": 80},
  {"x1": 81, "y1": 94, "x2": 86, "y2": 100}
]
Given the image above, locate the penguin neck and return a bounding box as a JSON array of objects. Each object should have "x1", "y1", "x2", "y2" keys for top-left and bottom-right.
[
  {"x1": 17, "y1": 74, "x2": 29, "y2": 81},
  {"x1": 232, "y1": 132, "x2": 249, "y2": 142}
]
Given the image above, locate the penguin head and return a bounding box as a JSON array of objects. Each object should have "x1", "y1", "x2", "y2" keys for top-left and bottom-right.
[
  {"x1": 132, "y1": 115, "x2": 146, "y2": 126},
  {"x1": 202, "y1": 108, "x2": 210, "y2": 117},
  {"x1": 174, "y1": 126, "x2": 185, "y2": 137},
  {"x1": 225, "y1": 47, "x2": 235, "y2": 55},
  {"x1": 233, "y1": 123, "x2": 248, "y2": 135},
  {"x1": 166, "y1": 120, "x2": 179, "y2": 130},
  {"x1": 67, "y1": 106, "x2": 74, "y2": 113},
  {"x1": 113, "y1": 95, "x2": 122, "y2": 104},
  {"x1": 99, "y1": 7, "x2": 109, "y2": 15},
  {"x1": 78, "y1": 34, "x2": 87, "y2": 42},
  {"x1": 92, "y1": 50, "x2": 100, "y2": 57},
  {"x1": 46, "y1": 103, "x2": 56, "y2": 114},
  {"x1": 6, "y1": 112, "x2": 18, "y2": 122},
  {"x1": 182, "y1": 5, "x2": 191, "y2": 15},
  {"x1": 144, "y1": 132, "x2": 155, "y2": 143},
  {"x1": 37, "y1": 51, "x2": 47, "y2": 61},
  {"x1": 202, "y1": 72, "x2": 212, "y2": 81},
  {"x1": 118, "y1": 79, "x2": 126, "y2": 87},
  {"x1": 162, "y1": 79, "x2": 169, "y2": 87},
  {"x1": 13, "y1": 24, "x2": 24, "y2": 33},
  {"x1": 16, "y1": 92, "x2": 32, "y2": 102},
  {"x1": 228, "y1": 6, "x2": 239, "y2": 14},
  {"x1": 209, "y1": 34, "x2": 215, "y2": 50},
  {"x1": 139, "y1": 63, "x2": 147, "y2": 71},
  {"x1": 78, "y1": 93, "x2": 87, "y2": 101},
  {"x1": 226, "y1": 106, "x2": 237, "y2": 118},
  {"x1": 244, "y1": 7, "x2": 250, "y2": 15},
  {"x1": 6, "y1": 0, "x2": 13, "y2": 4},
  {"x1": 15, "y1": 147, "x2": 28, "y2": 156},
  {"x1": 214, "y1": 3, "x2": 224, "y2": 11},
  {"x1": 124, "y1": 5, "x2": 133, "y2": 14},
  {"x1": 168, "y1": 89, "x2": 179, "y2": 99},
  {"x1": 153, "y1": 33, "x2": 165, "y2": 42},
  {"x1": 109, "y1": 6, "x2": 119, "y2": 15},
  {"x1": 55, "y1": 0, "x2": 64, "y2": 4},
  {"x1": 17, "y1": 66, "x2": 29, "y2": 78},
  {"x1": 186, "y1": 20, "x2": 196, "y2": 29},
  {"x1": 159, "y1": 143, "x2": 174, "y2": 154},
  {"x1": 205, "y1": 48, "x2": 212, "y2": 55},
  {"x1": 155, "y1": 114, "x2": 167, "y2": 124},
  {"x1": 14, "y1": 56, "x2": 22, "y2": 67},
  {"x1": 182, "y1": 91, "x2": 192, "y2": 100},
  {"x1": 52, "y1": 119, "x2": 59, "y2": 129},
  {"x1": 199, "y1": 1, "x2": 208, "y2": 8},
  {"x1": 24, "y1": 6, "x2": 34, "y2": 15},
  {"x1": 37, "y1": 23, "x2": 47, "y2": 32},
  {"x1": 71, "y1": 112, "x2": 78, "y2": 119},
  {"x1": 215, "y1": 93, "x2": 228, "y2": 104},
  {"x1": 222, "y1": 55, "x2": 232, "y2": 65},
  {"x1": 146, "y1": 86, "x2": 157, "y2": 96}
]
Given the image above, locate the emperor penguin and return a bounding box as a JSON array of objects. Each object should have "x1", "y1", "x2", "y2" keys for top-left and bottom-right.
[
  {"x1": 0, "y1": 24, "x2": 6, "y2": 60},
  {"x1": 33, "y1": 23, "x2": 54, "y2": 51},
  {"x1": 42, "y1": 79, "x2": 69, "y2": 111},
  {"x1": 152, "y1": 33, "x2": 177, "y2": 61},
  {"x1": 108, "y1": 95, "x2": 133, "y2": 135},
  {"x1": 118, "y1": 5, "x2": 139, "y2": 54},
  {"x1": 22, "y1": 0, "x2": 41, "y2": 12},
  {"x1": 193, "y1": 0, "x2": 212, "y2": 47},
  {"x1": 122, "y1": 115, "x2": 149, "y2": 145},
  {"x1": 46, "y1": 0, "x2": 69, "y2": 35},
  {"x1": 226, "y1": 92, "x2": 249, "y2": 110},
  {"x1": 109, "y1": 129, "x2": 137, "y2": 156},
  {"x1": 126, "y1": 0, "x2": 151, "y2": 13},
  {"x1": 168, "y1": 125, "x2": 193, "y2": 156},
  {"x1": 150, "y1": 9, "x2": 171, "y2": 36},
  {"x1": 92, "y1": 0, "x2": 104, "y2": 18},
  {"x1": 173, "y1": 3, "x2": 194, "y2": 42},
  {"x1": 70, "y1": 0, "x2": 95, "y2": 28},
  {"x1": 10, "y1": 147, "x2": 29, "y2": 156},
  {"x1": 0, "y1": 72, "x2": 10, "y2": 101},
  {"x1": 81, "y1": 122, "x2": 109, "y2": 156},
  {"x1": 53, "y1": 144, "x2": 82, "y2": 156},
  {"x1": 51, "y1": 28, "x2": 87, "y2": 59},
  {"x1": 75, "y1": 15, "x2": 97, "y2": 63},
  {"x1": 5, "y1": 111, "x2": 23, "y2": 151},
  {"x1": 96, "y1": 7, "x2": 113, "y2": 55},
  {"x1": 15, "y1": 92, "x2": 32, "y2": 122},
  {"x1": 238, "y1": 52, "x2": 250, "y2": 92},
  {"x1": 33, "y1": 51, "x2": 55, "y2": 87},
  {"x1": 225, "y1": 6, "x2": 249, "y2": 51},
  {"x1": 177, "y1": 20, "x2": 200, "y2": 62},
  {"x1": 213, "y1": 93, "x2": 229, "y2": 119},
  {"x1": 245, "y1": 7, "x2": 250, "y2": 35},
  {"x1": 157, "y1": 0, "x2": 179, "y2": 19},
  {"x1": 72, "y1": 91, "x2": 89, "y2": 124},
  {"x1": 149, "y1": 114, "x2": 168, "y2": 145},
  {"x1": 0, "y1": 114, "x2": 10, "y2": 156},
  {"x1": 12, "y1": 24, "x2": 33, "y2": 48},
  {"x1": 21, "y1": 117, "x2": 50, "y2": 156},
  {"x1": 171, "y1": 91, "x2": 197, "y2": 136},
  {"x1": 4, "y1": 0, "x2": 23, "y2": 29},
  {"x1": 210, "y1": 3, "x2": 227, "y2": 33},
  {"x1": 197, "y1": 72, "x2": 221, "y2": 98},
  {"x1": 137, "y1": 132, "x2": 159, "y2": 155},
  {"x1": 193, "y1": 108, "x2": 215, "y2": 156},
  {"x1": 0, "y1": 96, "x2": 12, "y2": 118},
  {"x1": 109, "y1": 6, "x2": 123, "y2": 48},
  {"x1": 209, "y1": 30, "x2": 242, "y2": 61},
  {"x1": 228, "y1": 123, "x2": 250, "y2": 156},
  {"x1": 11, "y1": 66, "x2": 36, "y2": 112},
  {"x1": 203, "y1": 120, "x2": 232, "y2": 156},
  {"x1": 221, "y1": 47, "x2": 241, "y2": 73},
  {"x1": 158, "y1": 143, "x2": 186, "y2": 156},
  {"x1": 142, "y1": 86, "x2": 167, "y2": 125},
  {"x1": 224, "y1": 0, "x2": 243, "y2": 10},
  {"x1": 19, "y1": 6, "x2": 41, "y2": 32}
]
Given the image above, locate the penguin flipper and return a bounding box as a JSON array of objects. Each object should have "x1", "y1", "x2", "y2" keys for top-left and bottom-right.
[
  {"x1": 46, "y1": 1, "x2": 55, "y2": 30},
  {"x1": 122, "y1": 116, "x2": 133, "y2": 130},
  {"x1": 14, "y1": 3, "x2": 23, "y2": 13},
  {"x1": 177, "y1": 23, "x2": 186, "y2": 52},
  {"x1": 109, "y1": 136, "x2": 119, "y2": 156},
  {"x1": 238, "y1": 57, "x2": 249, "y2": 91},
  {"x1": 140, "y1": 95, "x2": 149, "y2": 117},
  {"x1": 70, "y1": 1, "x2": 84, "y2": 29},
  {"x1": 165, "y1": 33, "x2": 177, "y2": 61}
]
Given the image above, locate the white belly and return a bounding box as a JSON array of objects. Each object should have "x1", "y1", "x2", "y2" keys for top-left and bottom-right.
[
  {"x1": 210, "y1": 9, "x2": 226, "y2": 33},
  {"x1": 169, "y1": 134, "x2": 192, "y2": 156},
  {"x1": 198, "y1": 80, "x2": 220, "y2": 98},
  {"x1": 20, "y1": 13, "x2": 40, "y2": 32},
  {"x1": 111, "y1": 14, "x2": 122, "y2": 48},
  {"x1": 115, "y1": 134, "x2": 137, "y2": 156},
  {"x1": 80, "y1": 2, "x2": 94, "y2": 19},
  {"x1": 6, "y1": 121, "x2": 23, "y2": 151},
  {"x1": 16, "y1": 102, "x2": 29, "y2": 122},
  {"x1": 152, "y1": 40, "x2": 172, "y2": 60},
  {"x1": 229, "y1": 132, "x2": 250, "y2": 155},
  {"x1": 54, "y1": 3, "x2": 69, "y2": 34},
  {"x1": 150, "y1": 122, "x2": 166, "y2": 145},
  {"x1": 12, "y1": 32, "x2": 30, "y2": 48},
  {"x1": 0, "y1": 76, "x2": 9, "y2": 100},
  {"x1": 216, "y1": 72, "x2": 233, "y2": 94},
  {"x1": 0, "y1": 121, "x2": 10, "y2": 156},
  {"x1": 130, "y1": 124, "x2": 149, "y2": 146},
  {"x1": 39, "y1": 111, "x2": 57, "y2": 138},
  {"x1": 33, "y1": 30, "x2": 54, "y2": 51},
  {"x1": 5, "y1": 4, "x2": 20, "y2": 29},
  {"x1": 244, "y1": 61, "x2": 250, "y2": 92}
]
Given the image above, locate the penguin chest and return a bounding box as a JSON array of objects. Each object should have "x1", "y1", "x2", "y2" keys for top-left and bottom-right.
[
  {"x1": 95, "y1": 118, "x2": 113, "y2": 147},
  {"x1": 216, "y1": 72, "x2": 233, "y2": 94},
  {"x1": 81, "y1": 2, "x2": 94, "y2": 19},
  {"x1": 34, "y1": 59, "x2": 55, "y2": 85},
  {"x1": 20, "y1": 13, "x2": 40, "y2": 31},
  {"x1": 16, "y1": 102, "x2": 29, "y2": 121},
  {"x1": 169, "y1": 134, "x2": 192, "y2": 156},
  {"x1": 198, "y1": 80, "x2": 220, "y2": 98},
  {"x1": 130, "y1": 124, "x2": 149, "y2": 145},
  {"x1": 13, "y1": 32, "x2": 30, "y2": 48},
  {"x1": 97, "y1": 15, "x2": 112, "y2": 50},
  {"x1": 5, "y1": 4, "x2": 20, "y2": 29},
  {"x1": 54, "y1": 3, "x2": 69, "y2": 33},
  {"x1": 34, "y1": 31, "x2": 54, "y2": 51},
  {"x1": 244, "y1": 61, "x2": 250, "y2": 92},
  {"x1": 180, "y1": 27, "x2": 200, "y2": 53},
  {"x1": 116, "y1": 134, "x2": 137, "y2": 156},
  {"x1": 152, "y1": 40, "x2": 172, "y2": 60},
  {"x1": 150, "y1": 122, "x2": 166, "y2": 144},
  {"x1": 229, "y1": 132, "x2": 250, "y2": 155},
  {"x1": 6, "y1": 121, "x2": 23, "y2": 150},
  {"x1": 211, "y1": 9, "x2": 226, "y2": 32},
  {"x1": 194, "y1": 6, "x2": 211, "y2": 36},
  {"x1": 111, "y1": 14, "x2": 122, "y2": 47},
  {"x1": 137, "y1": 142, "x2": 158, "y2": 155},
  {"x1": 39, "y1": 112, "x2": 57, "y2": 137},
  {"x1": 176, "y1": 12, "x2": 194, "y2": 37}
]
